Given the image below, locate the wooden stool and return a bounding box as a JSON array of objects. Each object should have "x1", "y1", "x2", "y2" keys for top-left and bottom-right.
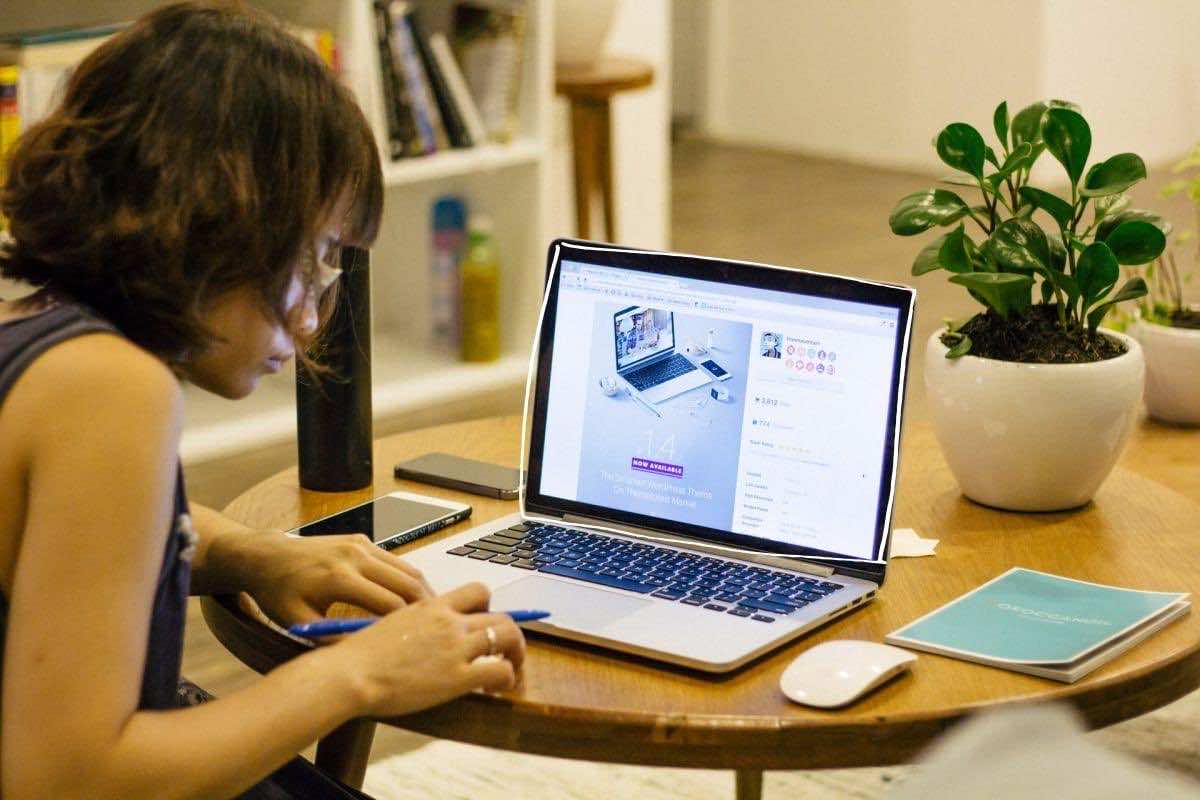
[{"x1": 556, "y1": 57, "x2": 654, "y2": 241}]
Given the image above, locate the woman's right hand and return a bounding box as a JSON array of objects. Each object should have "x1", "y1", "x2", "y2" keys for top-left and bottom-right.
[{"x1": 327, "y1": 581, "x2": 526, "y2": 718}]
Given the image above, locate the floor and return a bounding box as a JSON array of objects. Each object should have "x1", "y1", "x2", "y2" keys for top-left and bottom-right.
[{"x1": 180, "y1": 137, "x2": 1200, "y2": 774}]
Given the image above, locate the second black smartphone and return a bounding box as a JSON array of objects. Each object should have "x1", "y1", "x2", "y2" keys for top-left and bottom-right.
[{"x1": 394, "y1": 452, "x2": 521, "y2": 500}]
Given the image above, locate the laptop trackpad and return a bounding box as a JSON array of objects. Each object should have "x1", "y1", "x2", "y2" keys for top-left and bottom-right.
[{"x1": 490, "y1": 576, "x2": 651, "y2": 632}]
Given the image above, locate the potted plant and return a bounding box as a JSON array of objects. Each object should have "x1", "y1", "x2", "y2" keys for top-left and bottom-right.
[
  {"x1": 1121, "y1": 147, "x2": 1200, "y2": 423},
  {"x1": 889, "y1": 99, "x2": 1166, "y2": 511}
]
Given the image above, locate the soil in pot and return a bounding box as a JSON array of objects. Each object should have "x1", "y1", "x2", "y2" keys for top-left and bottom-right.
[
  {"x1": 1167, "y1": 308, "x2": 1200, "y2": 329},
  {"x1": 942, "y1": 304, "x2": 1126, "y2": 364}
]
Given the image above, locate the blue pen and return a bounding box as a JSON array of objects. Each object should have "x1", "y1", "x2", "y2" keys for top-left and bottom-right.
[{"x1": 288, "y1": 609, "x2": 552, "y2": 639}]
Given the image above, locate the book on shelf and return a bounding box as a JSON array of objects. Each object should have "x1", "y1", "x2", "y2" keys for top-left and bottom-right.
[
  {"x1": 387, "y1": 2, "x2": 449, "y2": 154},
  {"x1": 0, "y1": 21, "x2": 336, "y2": 146},
  {"x1": 0, "y1": 24, "x2": 121, "y2": 137},
  {"x1": 407, "y1": 12, "x2": 473, "y2": 149},
  {"x1": 452, "y1": 1, "x2": 526, "y2": 144},
  {"x1": 429, "y1": 32, "x2": 488, "y2": 148},
  {"x1": 374, "y1": 1, "x2": 495, "y2": 160},
  {"x1": 283, "y1": 24, "x2": 338, "y2": 71},
  {"x1": 885, "y1": 567, "x2": 1191, "y2": 683},
  {"x1": 373, "y1": 2, "x2": 420, "y2": 159}
]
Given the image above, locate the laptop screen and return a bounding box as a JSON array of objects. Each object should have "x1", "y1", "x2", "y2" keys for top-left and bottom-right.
[
  {"x1": 527, "y1": 243, "x2": 913, "y2": 573},
  {"x1": 614, "y1": 306, "x2": 675, "y2": 370}
]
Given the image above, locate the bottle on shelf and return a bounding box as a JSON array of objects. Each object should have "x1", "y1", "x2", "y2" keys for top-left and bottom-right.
[
  {"x1": 431, "y1": 195, "x2": 466, "y2": 349},
  {"x1": 459, "y1": 214, "x2": 501, "y2": 362}
]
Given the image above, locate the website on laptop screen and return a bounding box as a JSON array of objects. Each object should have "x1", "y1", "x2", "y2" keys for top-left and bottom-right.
[{"x1": 538, "y1": 259, "x2": 903, "y2": 562}]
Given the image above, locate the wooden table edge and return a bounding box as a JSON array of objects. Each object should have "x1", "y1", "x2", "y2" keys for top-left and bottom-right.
[{"x1": 200, "y1": 589, "x2": 1200, "y2": 770}]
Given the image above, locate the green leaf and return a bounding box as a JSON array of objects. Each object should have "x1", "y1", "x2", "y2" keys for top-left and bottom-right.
[
  {"x1": 1018, "y1": 186, "x2": 1074, "y2": 228},
  {"x1": 936, "y1": 123, "x2": 987, "y2": 179},
  {"x1": 1094, "y1": 193, "x2": 1131, "y2": 222},
  {"x1": 1041, "y1": 107, "x2": 1091, "y2": 185},
  {"x1": 985, "y1": 146, "x2": 1000, "y2": 168},
  {"x1": 943, "y1": 316, "x2": 973, "y2": 334},
  {"x1": 950, "y1": 272, "x2": 1034, "y2": 319},
  {"x1": 1011, "y1": 100, "x2": 1080, "y2": 149},
  {"x1": 1104, "y1": 220, "x2": 1167, "y2": 265},
  {"x1": 1161, "y1": 178, "x2": 1189, "y2": 198},
  {"x1": 939, "y1": 175, "x2": 979, "y2": 188},
  {"x1": 1087, "y1": 276, "x2": 1148, "y2": 332},
  {"x1": 1040, "y1": 278, "x2": 1055, "y2": 304},
  {"x1": 911, "y1": 232, "x2": 951, "y2": 275},
  {"x1": 1076, "y1": 242, "x2": 1120, "y2": 307},
  {"x1": 993, "y1": 101, "x2": 1009, "y2": 148},
  {"x1": 946, "y1": 333, "x2": 973, "y2": 358},
  {"x1": 1081, "y1": 153, "x2": 1147, "y2": 197},
  {"x1": 938, "y1": 224, "x2": 978, "y2": 273},
  {"x1": 1095, "y1": 209, "x2": 1172, "y2": 241},
  {"x1": 983, "y1": 218, "x2": 1051, "y2": 274},
  {"x1": 996, "y1": 142, "x2": 1034, "y2": 178},
  {"x1": 1011, "y1": 101, "x2": 1048, "y2": 148},
  {"x1": 1015, "y1": 203, "x2": 1036, "y2": 219},
  {"x1": 889, "y1": 189, "x2": 970, "y2": 235},
  {"x1": 1049, "y1": 269, "x2": 1080, "y2": 308},
  {"x1": 1047, "y1": 231, "x2": 1067, "y2": 271}
]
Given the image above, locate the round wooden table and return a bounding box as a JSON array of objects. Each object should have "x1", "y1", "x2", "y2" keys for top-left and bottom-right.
[{"x1": 203, "y1": 416, "x2": 1200, "y2": 800}]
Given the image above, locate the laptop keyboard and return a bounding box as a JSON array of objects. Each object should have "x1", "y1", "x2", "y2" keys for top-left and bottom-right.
[
  {"x1": 446, "y1": 522, "x2": 845, "y2": 623},
  {"x1": 623, "y1": 353, "x2": 698, "y2": 391}
]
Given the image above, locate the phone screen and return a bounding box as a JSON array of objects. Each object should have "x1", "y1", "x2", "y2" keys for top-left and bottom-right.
[
  {"x1": 701, "y1": 359, "x2": 728, "y2": 377},
  {"x1": 293, "y1": 496, "x2": 455, "y2": 543}
]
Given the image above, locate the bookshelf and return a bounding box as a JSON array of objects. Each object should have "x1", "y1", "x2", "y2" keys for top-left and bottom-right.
[
  {"x1": 180, "y1": 0, "x2": 555, "y2": 462},
  {"x1": 1, "y1": 0, "x2": 555, "y2": 464}
]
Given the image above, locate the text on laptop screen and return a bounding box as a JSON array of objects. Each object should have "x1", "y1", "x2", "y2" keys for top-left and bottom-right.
[{"x1": 539, "y1": 260, "x2": 902, "y2": 561}]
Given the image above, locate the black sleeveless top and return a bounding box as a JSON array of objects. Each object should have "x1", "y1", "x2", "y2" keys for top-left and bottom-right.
[
  {"x1": 0, "y1": 302, "x2": 194, "y2": 711},
  {"x1": 0, "y1": 302, "x2": 372, "y2": 800}
]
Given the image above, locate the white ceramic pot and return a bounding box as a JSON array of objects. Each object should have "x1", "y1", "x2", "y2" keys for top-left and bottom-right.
[
  {"x1": 555, "y1": 0, "x2": 618, "y2": 67},
  {"x1": 1132, "y1": 317, "x2": 1200, "y2": 425},
  {"x1": 923, "y1": 330, "x2": 1144, "y2": 512}
]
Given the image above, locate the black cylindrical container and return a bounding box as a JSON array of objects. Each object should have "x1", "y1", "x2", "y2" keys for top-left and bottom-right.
[{"x1": 297, "y1": 246, "x2": 373, "y2": 491}]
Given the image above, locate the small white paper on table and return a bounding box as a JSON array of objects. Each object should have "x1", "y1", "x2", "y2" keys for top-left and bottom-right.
[{"x1": 890, "y1": 527, "x2": 939, "y2": 558}]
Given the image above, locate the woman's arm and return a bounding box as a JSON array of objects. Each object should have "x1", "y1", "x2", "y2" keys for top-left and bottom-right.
[
  {"x1": 1, "y1": 337, "x2": 524, "y2": 800},
  {"x1": 186, "y1": 502, "x2": 434, "y2": 625}
]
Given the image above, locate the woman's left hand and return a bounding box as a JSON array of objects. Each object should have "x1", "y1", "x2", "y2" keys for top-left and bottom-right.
[{"x1": 231, "y1": 533, "x2": 435, "y2": 627}]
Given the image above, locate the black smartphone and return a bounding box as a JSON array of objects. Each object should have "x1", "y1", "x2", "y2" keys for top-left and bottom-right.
[
  {"x1": 287, "y1": 492, "x2": 472, "y2": 550},
  {"x1": 700, "y1": 359, "x2": 730, "y2": 380},
  {"x1": 394, "y1": 452, "x2": 521, "y2": 500}
]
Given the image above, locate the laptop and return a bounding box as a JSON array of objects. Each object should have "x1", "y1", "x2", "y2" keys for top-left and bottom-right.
[
  {"x1": 613, "y1": 306, "x2": 711, "y2": 403},
  {"x1": 401, "y1": 240, "x2": 916, "y2": 672}
]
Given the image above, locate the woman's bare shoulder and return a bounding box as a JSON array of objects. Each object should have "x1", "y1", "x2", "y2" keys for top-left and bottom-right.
[{"x1": 3, "y1": 332, "x2": 182, "y2": 446}]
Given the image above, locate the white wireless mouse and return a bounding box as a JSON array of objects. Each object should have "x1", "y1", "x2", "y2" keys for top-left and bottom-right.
[{"x1": 779, "y1": 640, "x2": 916, "y2": 708}]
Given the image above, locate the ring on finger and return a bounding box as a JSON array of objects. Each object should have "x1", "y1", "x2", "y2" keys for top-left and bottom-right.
[{"x1": 485, "y1": 625, "x2": 498, "y2": 657}]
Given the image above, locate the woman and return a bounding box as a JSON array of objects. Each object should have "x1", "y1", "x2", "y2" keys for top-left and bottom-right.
[{"x1": 0, "y1": 4, "x2": 524, "y2": 798}]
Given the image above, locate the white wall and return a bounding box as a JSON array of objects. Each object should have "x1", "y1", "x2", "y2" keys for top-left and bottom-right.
[
  {"x1": 1041, "y1": 0, "x2": 1200, "y2": 168},
  {"x1": 549, "y1": 0, "x2": 672, "y2": 248},
  {"x1": 671, "y1": 0, "x2": 705, "y2": 123},
  {"x1": 696, "y1": 0, "x2": 1200, "y2": 172}
]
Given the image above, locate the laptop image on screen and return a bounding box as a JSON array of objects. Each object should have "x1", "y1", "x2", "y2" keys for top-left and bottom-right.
[
  {"x1": 400, "y1": 240, "x2": 916, "y2": 672},
  {"x1": 612, "y1": 306, "x2": 711, "y2": 403}
]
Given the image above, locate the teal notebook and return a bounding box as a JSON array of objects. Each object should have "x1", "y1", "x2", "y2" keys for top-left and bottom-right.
[{"x1": 886, "y1": 567, "x2": 1190, "y2": 682}]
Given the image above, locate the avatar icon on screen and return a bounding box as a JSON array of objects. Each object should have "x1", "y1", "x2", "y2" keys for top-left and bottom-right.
[{"x1": 760, "y1": 331, "x2": 782, "y2": 358}]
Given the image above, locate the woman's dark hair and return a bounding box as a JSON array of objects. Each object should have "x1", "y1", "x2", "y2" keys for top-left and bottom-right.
[{"x1": 0, "y1": 1, "x2": 383, "y2": 363}]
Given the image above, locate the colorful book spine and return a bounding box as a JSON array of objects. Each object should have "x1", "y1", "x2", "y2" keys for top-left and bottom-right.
[
  {"x1": 387, "y1": 2, "x2": 447, "y2": 153},
  {"x1": 372, "y1": 2, "x2": 415, "y2": 160},
  {"x1": 0, "y1": 65, "x2": 17, "y2": 230}
]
